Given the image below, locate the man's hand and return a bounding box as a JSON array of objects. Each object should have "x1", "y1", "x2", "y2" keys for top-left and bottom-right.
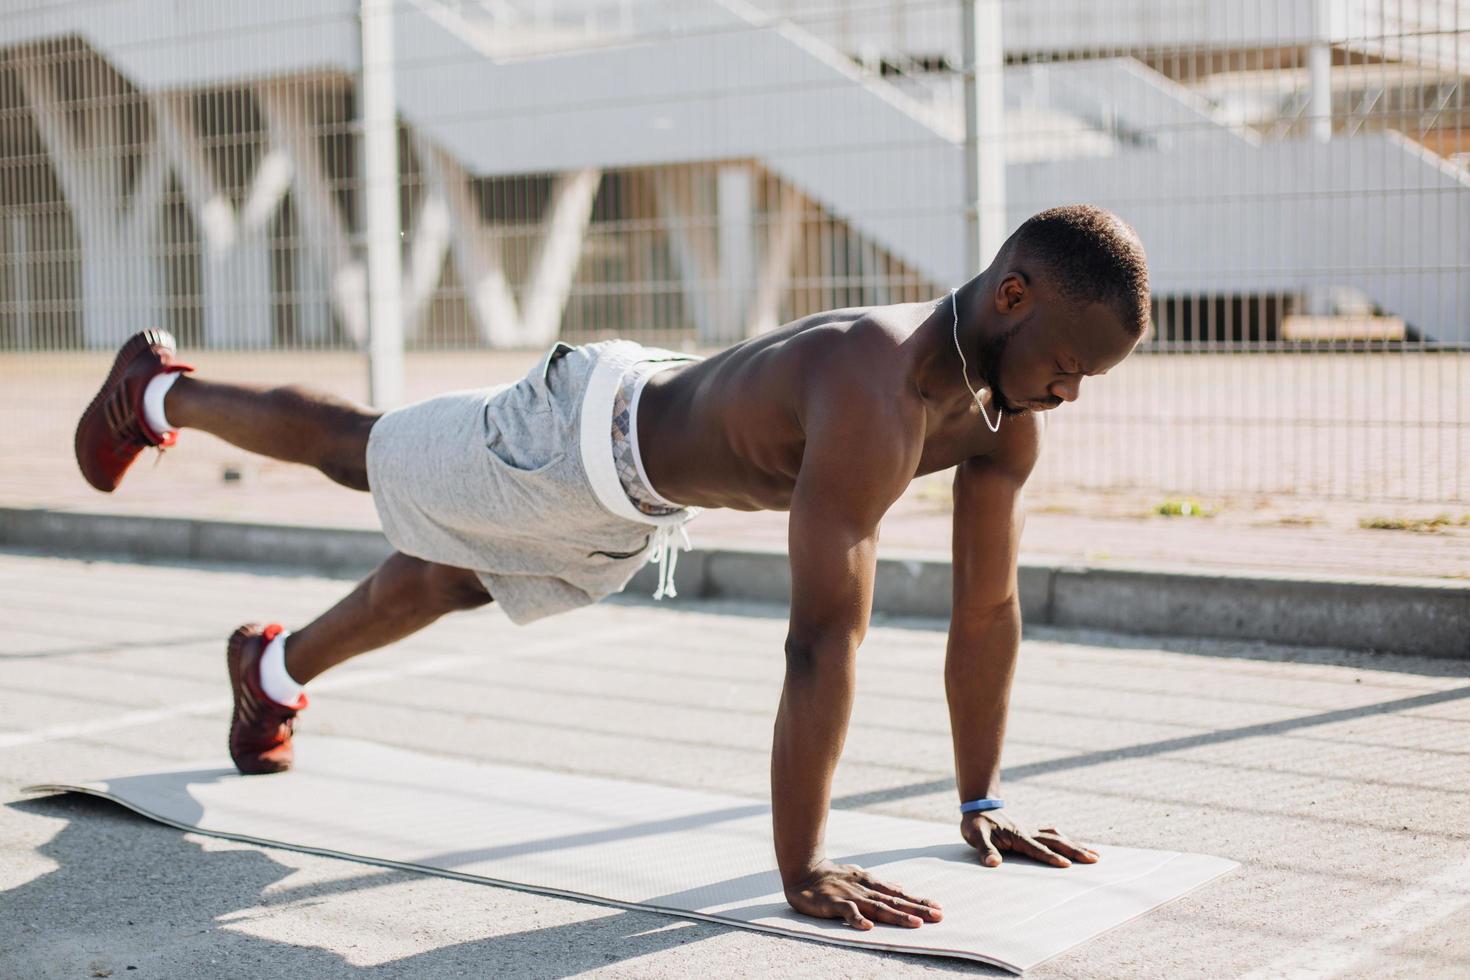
[
  {"x1": 784, "y1": 860, "x2": 944, "y2": 931},
  {"x1": 961, "y1": 811, "x2": 1100, "y2": 868}
]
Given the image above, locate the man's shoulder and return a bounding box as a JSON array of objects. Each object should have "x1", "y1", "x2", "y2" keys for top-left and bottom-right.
[
  {"x1": 850, "y1": 306, "x2": 921, "y2": 349},
  {"x1": 792, "y1": 316, "x2": 906, "y2": 392}
]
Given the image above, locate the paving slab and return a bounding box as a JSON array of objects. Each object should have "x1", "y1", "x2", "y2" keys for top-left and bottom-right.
[{"x1": 3, "y1": 554, "x2": 1469, "y2": 978}]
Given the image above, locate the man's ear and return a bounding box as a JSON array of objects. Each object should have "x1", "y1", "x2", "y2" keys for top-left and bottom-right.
[{"x1": 994, "y1": 272, "x2": 1029, "y2": 315}]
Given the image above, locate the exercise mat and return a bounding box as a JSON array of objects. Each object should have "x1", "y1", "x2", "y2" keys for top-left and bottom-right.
[{"x1": 26, "y1": 737, "x2": 1236, "y2": 972}]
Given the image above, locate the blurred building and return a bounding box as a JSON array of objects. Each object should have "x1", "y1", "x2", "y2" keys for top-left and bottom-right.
[{"x1": 0, "y1": 0, "x2": 1466, "y2": 350}]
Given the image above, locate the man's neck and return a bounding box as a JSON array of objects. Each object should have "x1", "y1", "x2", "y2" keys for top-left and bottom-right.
[{"x1": 910, "y1": 274, "x2": 996, "y2": 406}]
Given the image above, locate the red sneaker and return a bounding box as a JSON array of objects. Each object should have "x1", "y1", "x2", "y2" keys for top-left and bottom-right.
[
  {"x1": 227, "y1": 623, "x2": 308, "y2": 775},
  {"x1": 74, "y1": 329, "x2": 193, "y2": 492}
]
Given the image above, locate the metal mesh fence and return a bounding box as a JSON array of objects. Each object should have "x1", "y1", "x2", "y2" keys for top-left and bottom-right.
[{"x1": 0, "y1": 0, "x2": 1465, "y2": 507}]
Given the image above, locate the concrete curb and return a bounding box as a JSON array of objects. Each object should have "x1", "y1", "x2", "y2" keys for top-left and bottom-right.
[{"x1": 3, "y1": 507, "x2": 1466, "y2": 659}]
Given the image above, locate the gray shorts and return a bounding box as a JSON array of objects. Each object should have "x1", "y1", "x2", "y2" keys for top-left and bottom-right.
[{"x1": 366, "y1": 340, "x2": 700, "y2": 625}]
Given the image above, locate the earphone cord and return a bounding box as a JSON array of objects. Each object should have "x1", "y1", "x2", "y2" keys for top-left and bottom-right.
[{"x1": 951, "y1": 287, "x2": 1003, "y2": 434}]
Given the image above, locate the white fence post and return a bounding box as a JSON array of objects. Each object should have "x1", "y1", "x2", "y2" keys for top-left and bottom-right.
[
  {"x1": 962, "y1": 0, "x2": 1007, "y2": 276},
  {"x1": 1310, "y1": 0, "x2": 1334, "y2": 143},
  {"x1": 362, "y1": 0, "x2": 405, "y2": 408}
]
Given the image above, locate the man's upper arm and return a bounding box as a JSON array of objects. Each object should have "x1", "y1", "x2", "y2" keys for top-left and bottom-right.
[
  {"x1": 786, "y1": 362, "x2": 917, "y2": 656},
  {"x1": 951, "y1": 414, "x2": 1043, "y2": 626}
]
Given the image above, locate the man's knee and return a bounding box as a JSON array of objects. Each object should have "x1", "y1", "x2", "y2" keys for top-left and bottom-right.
[
  {"x1": 319, "y1": 412, "x2": 379, "y2": 492},
  {"x1": 320, "y1": 457, "x2": 371, "y2": 492},
  {"x1": 422, "y1": 561, "x2": 494, "y2": 612}
]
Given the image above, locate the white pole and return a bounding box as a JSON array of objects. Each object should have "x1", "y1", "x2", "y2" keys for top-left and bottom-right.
[
  {"x1": 716, "y1": 165, "x2": 756, "y2": 343},
  {"x1": 1309, "y1": 0, "x2": 1333, "y2": 143},
  {"x1": 361, "y1": 0, "x2": 405, "y2": 408},
  {"x1": 962, "y1": 0, "x2": 1007, "y2": 276},
  {"x1": 9, "y1": 217, "x2": 31, "y2": 349}
]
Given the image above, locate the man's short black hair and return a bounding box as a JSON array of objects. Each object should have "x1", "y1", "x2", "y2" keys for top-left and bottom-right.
[{"x1": 1004, "y1": 205, "x2": 1151, "y2": 337}]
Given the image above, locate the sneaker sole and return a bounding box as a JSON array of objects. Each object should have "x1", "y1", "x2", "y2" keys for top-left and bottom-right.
[{"x1": 73, "y1": 328, "x2": 176, "y2": 492}]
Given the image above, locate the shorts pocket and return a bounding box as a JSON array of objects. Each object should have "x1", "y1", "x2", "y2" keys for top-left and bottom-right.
[
  {"x1": 483, "y1": 386, "x2": 564, "y2": 471},
  {"x1": 539, "y1": 341, "x2": 576, "y2": 383},
  {"x1": 480, "y1": 449, "x2": 572, "y2": 534},
  {"x1": 476, "y1": 449, "x2": 577, "y2": 576},
  {"x1": 580, "y1": 523, "x2": 656, "y2": 565},
  {"x1": 485, "y1": 448, "x2": 567, "y2": 477},
  {"x1": 588, "y1": 542, "x2": 648, "y2": 560}
]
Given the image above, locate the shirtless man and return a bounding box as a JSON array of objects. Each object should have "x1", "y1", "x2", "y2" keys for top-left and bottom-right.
[{"x1": 74, "y1": 204, "x2": 1149, "y2": 933}]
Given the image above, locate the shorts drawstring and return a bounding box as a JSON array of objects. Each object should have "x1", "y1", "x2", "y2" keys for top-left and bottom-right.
[{"x1": 650, "y1": 522, "x2": 693, "y2": 600}]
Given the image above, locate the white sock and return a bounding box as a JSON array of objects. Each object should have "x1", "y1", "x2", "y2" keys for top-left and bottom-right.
[
  {"x1": 142, "y1": 371, "x2": 181, "y2": 437},
  {"x1": 258, "y1": 629, "x2": 306, "y2": 707}
]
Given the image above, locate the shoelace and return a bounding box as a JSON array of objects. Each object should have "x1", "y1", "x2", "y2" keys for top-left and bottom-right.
[
  {"x1": 103, "y1": 389, "x2": 153, "y2": 448},
  {"x1": 104, "y1": 382, "x2": 178, "y2": 454},
  {"x1": 649, "y1": 522, "x2": 693, "y2": 600}
]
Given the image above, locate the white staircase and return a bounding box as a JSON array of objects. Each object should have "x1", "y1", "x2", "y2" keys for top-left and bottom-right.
[{"x1": 2, "y1": 0, "x2": 1467, "y2": 341}]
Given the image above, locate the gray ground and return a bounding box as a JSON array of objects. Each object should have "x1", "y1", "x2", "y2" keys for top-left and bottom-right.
[{"x1": 2, "y1": 553, "x2": 1468, "y2": 979}]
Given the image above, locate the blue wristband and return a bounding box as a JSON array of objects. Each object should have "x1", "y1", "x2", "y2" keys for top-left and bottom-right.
[{"x1": 959, "y1": 798, "x2": 1005, "y2": 814}]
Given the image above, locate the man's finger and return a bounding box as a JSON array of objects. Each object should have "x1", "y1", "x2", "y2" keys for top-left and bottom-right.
[
  {"x1": 862, "y1": 876, "x2": 943, "y2": 913},
  {"x1": 1018, "y1": 835, "x2": 1071, "y2": 867},
  {"x1": 835, "y1": 899, "x2": 872, "y2": 931},
  {"x1": 1036, "y1": 830, "x2": 1100, "y2": 863},
  {"x1": 858, "y1": 898, "x2": 923, "y2": 928},
  {"x1": 977, "y1": 821, "x2": 1003, "y2": 867},
  {"x1": 869, "y1": 891, "x2": 944, "y2": 922},
  {"x1": 1036, "y1": 827, "x2": 1100, "y2": 860}
]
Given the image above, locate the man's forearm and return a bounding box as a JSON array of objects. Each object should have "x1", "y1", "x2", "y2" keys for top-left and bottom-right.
[
  {"x1": 771, "y1": 643, "x2": 856, "y2": 887},
  {"x1": 945, "y1": 600, "x2": 1022, "y2": 800}
]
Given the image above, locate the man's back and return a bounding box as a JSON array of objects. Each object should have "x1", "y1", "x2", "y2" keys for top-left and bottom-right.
[{"x1": 639, "y1": 300, "x2": 1014, "y2": 513}]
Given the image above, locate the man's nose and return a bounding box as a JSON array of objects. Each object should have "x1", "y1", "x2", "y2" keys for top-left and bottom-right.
[{"x1": 1050, "y1": 378, "x2": 1082, "y2": 403}]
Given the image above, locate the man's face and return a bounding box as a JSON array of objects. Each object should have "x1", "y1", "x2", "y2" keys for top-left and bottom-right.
[{"x1": 982, "y1": 300, "x2": 1139, "y2": 416}]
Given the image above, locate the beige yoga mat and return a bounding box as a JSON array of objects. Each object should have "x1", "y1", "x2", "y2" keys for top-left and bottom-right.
[{"x1": 25, "y1": 737, "x2": 1236, "y2": 972}]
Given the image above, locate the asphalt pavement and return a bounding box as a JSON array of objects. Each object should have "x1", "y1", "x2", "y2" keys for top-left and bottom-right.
[{"x1": 3, "y1": 553, "x2": 1468, "y2": 979}]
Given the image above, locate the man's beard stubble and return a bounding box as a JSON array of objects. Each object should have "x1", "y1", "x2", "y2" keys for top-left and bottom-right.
[{"x1": 976, "y1": 319, "x2": 1030, "y2": 416}]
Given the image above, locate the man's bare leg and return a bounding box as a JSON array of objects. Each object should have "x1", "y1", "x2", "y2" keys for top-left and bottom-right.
[
  {"x1": 284, "y1": 552, "x2": 492, "y2": 683},
  {"x1": 227, "y1": 551, "x2": 491, "y2": 773},
  {"x1": 164, "y1": 375, "x2": 379, "y2": 491},
  {"x1": 161, "y1": 378, "x2": 497, "y2": 666},
  {"x1": 75, "y1": 336, "x2": 497, "y2": 771},
  {"x1": 160, "y1": 377, "x2": 496, "y2": 667}
]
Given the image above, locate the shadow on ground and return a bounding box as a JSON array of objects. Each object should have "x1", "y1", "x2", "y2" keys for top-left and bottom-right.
[{"x1": 3, "y1": 793, "x2": 996, "y2": 979}]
